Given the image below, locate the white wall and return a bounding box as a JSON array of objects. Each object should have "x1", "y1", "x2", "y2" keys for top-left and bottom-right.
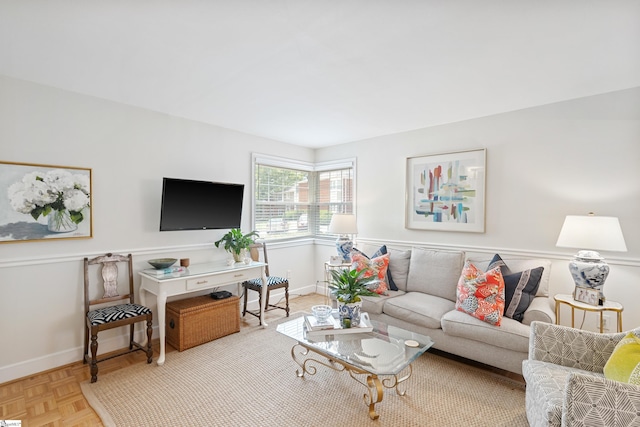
[
  {"x1": 316, "y1": 87, "x2": 640, "y2": 331},
  {"x1": 0, "y1": 76, "x2": 317, "y2": 382}
]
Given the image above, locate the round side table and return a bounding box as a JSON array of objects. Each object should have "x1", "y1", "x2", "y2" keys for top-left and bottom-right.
[{"x1": 554, "y1": 293, "x2": 623, "y2": 333}]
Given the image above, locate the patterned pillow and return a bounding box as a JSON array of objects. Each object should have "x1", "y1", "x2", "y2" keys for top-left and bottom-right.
[
  {"x1": 351, "y1": 252, "x2": 390, "y2": 295},
  {"x1": 603, "y1": 331, "x2": 640, "y2": 385},
  {"x1": 351, "y1": 245, "x2": 398, "y2": 291},
  {"x1": 455, "y1": 261, "x2": 505, "y2": 326},
  {"x1": 488, "y1": 254, "x2": 543, "y2": 322},
  {"x1": 352, "y1": 245, "x2": 387, "y2": 259}
]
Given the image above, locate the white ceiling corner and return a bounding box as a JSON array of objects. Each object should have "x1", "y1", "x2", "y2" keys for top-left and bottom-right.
[{"x1": 0, "y1": 1, "x2": 639, "y2": 148}]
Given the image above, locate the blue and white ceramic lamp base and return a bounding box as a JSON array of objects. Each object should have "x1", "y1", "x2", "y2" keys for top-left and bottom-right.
[
  {"x1": 335, "y1": 235, "x2": 354, "y2": 263},
  {"x1": 569, "y1": 251, "x2": 610, "y2": 303}
]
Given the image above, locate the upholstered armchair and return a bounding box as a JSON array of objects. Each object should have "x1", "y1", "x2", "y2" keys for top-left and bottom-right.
[{"x1": 522, "y1": 321, "x2": 640, "y2": 427}]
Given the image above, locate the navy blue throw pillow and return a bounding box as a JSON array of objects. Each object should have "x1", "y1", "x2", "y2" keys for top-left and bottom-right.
[{"x1": 488, "y1": 254, "x2": 543, "y2": 322}]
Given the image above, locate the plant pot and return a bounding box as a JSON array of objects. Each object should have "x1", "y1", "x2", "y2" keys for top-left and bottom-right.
[
  {"x1": 338, "y1": 301, "x2": 362, "y2": 328},
  {"x1": 232, "y1": 249, "x2": 246, "y2": 263}
]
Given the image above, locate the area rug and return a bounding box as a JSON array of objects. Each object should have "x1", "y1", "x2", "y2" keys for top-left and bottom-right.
[{"x1": 81, "y1": 315, "x2": 528, "y2": 426}]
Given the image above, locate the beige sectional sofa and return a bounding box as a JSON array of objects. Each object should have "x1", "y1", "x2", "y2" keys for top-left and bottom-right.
[{"x1": 359, "y1": 245, "x2": 555, "y2": 375}]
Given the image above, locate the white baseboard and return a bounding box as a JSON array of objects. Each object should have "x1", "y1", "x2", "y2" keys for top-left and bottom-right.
[
  {"x1": 0, "y1": 328, "x2": 154, "y2": 384},
  {"x1": 1, "y1": 283, "x2": 319, "y2": 384}
]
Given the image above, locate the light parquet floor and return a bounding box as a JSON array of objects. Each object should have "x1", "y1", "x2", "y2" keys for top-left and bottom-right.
[
  {"x1": 1, "y1": 293, "x2": 324, "y2": 427},
  {"x1": 1, "y1": 292, "x2": 523, "y2": 426}
]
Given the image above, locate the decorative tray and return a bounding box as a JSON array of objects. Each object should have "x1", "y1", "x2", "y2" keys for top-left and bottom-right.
[{"x1": 304, "y1": 313, "x2": 374, "y2": 338}]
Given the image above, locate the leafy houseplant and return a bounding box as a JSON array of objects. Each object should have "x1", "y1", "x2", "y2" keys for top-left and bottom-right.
[
  {"x1": 214, "y1": 229, "x2": 259, "y2": 262},
  {"x1": 328, "y1": 268, "x2": 379, "y2": 304},
  {"x1": 328, "y1": 268, "x2": 379, "y2": 328}
]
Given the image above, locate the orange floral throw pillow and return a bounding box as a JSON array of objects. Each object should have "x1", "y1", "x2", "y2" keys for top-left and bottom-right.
[
  {"x1": 351, "y1": 252, "x2": 390, "y2": 295},
  {"x1": 455, "y1": 261, "x2": 505, "y2": 326}
]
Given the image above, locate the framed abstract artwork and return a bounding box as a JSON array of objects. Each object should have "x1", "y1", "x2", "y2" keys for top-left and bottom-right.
[
  {"x1": 0, "y1": 161, "x2": 92, "y2": 243},
  {"x1": 405, "y1": 148, "x2": 486, "y2": 232}
]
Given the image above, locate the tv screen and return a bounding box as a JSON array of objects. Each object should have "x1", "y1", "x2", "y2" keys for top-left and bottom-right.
[{"x1": 159, "y1": 178, "x2": 244, "y2": 231}]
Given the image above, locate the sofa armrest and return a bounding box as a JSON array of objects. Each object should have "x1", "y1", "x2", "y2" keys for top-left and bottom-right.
[
  {"x1": 562, "y1": 371, "x2": 640, "y2": 426},
  {"x1": 522, "y1": 296, "x2": 555, "y2": 325},
  {"x1": 528, "y1": 321, "x2": 624, "y2": 372}
]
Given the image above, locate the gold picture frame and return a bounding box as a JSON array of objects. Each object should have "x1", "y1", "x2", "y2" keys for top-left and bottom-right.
[
  {"x1": 0, "y1": 160, "x2": 92, "y2": 243},
  {"x1": 574, "y1": 286, "x2": 599, "y2": 306}
]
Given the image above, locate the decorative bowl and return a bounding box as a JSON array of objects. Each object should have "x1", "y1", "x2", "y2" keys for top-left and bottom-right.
[
  {"x1": 148, "y1": 258, "x2": 178, "y2": 269},
  {"x1": 311, "y1": 305, "x2": 333, "y2": 322}
]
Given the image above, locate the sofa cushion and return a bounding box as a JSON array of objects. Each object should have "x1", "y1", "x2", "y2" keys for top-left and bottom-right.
[
  {"x1": 442, "y1": 310, "x2": 530, "y2": 352},
  {"x1": 351, "y1": 252, "x2": 390, "y2": 295},
  {"x1": 470, "y1": 256, "x2": 552, "y2": 297},
  {"x1": 387, "y1": 248, "x2": 411, "y2": 291},
  {"x1": 361, "y1": 290, "x2": 405, "y2": 315},
  {"x1": 383, "y1": 292, "x2": 454, "y2": 329},
  {"x1": 455, "y1": 261, "x2": 505, "y2": 326},
  {"x1": 488, "y1": 254, "x2": 543, "y2": 322},
  {"x1": 406, "y1": 247, "x2": 465, "y2": 301},
  {"x1": 603, "y1": 331, "x2": 640, "y2": 385}
]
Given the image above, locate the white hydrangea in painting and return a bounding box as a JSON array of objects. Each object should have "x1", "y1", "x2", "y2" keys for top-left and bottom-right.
[{"x1": 7, "y1": 169, "x2": 91, "y2": 232}]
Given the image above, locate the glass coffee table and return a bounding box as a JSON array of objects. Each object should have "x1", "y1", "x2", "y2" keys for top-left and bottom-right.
[{"x1": 276, "y1": 315, "x2": 434, "y2": 420}]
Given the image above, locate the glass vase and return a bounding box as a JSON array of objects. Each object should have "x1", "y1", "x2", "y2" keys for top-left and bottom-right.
[{"x1": 47, "y1": 209, "x2": 78, "y2": 233}]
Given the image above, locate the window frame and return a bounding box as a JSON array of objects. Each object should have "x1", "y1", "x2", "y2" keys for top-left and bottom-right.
[{"x1": 251, "y1": 153, "x2": 356, "y2": 241}]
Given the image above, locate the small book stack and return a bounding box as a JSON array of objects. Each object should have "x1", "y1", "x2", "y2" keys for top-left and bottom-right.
[
  {"x1": 304, "y1": 315, "x2": 338, "y2": 332},
  {"x1": 304, "y1": 313, "x2": 374, "y2": 338},
  {"x1": 143, "y1": 266, "x2": 187, "y2": 276}
]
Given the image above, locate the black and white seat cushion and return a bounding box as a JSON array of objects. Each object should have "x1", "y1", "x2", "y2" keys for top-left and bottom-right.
[{"x1": 88, "y1": 303, "x2": 152, "y2": 326}]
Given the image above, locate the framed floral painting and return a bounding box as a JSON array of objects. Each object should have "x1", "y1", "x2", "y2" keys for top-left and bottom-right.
[
  {"x1": 406, "y1": 148, "x2": 486, "y2": 233},
  {"x1": 0, "y1": 161, "x2": 92, "y2": 243}
]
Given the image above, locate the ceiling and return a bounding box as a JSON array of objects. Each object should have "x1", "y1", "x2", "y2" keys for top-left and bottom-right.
[{"x1": 1, "y1": 1, "x2": 639, "y2": 148}]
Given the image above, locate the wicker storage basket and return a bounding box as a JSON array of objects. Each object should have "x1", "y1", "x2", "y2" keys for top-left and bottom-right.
[{"x1": 166, "y1": 295, "x2": 240, "y2": 351}]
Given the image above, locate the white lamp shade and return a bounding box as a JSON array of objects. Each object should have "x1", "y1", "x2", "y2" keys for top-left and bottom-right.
[
  {"x1": 556, "y1": 215, "x2": 627, "y2": 252},
  {"x1": 328, "y1": 214, "x2": 358, "y2": 235}
]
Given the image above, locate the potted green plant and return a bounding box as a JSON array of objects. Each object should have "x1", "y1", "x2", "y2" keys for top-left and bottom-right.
[
  {"x1": 328, "y1": 268, "x2": 379, "y2": 327},
  {"x1": 214, "y1": 229, "x2": 260, "y2": 262}
]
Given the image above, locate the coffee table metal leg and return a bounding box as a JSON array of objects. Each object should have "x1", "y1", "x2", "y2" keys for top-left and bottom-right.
[
  {"x1": 289, "y1": 342, "x2": 415, "y2": 420},
  {"x1": 346, "y1": 369, "x2": 383, "y2": 419},
  {"x1": 291, "y1": 343, "x2": 318, "y2": 377},
  {"x1": 381, "y1": 364, "x2": 412, "y2": 396}
]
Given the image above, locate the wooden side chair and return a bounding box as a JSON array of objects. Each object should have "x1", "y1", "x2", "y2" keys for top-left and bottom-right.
[
  {"x1": 84, "y1": 253, "x2": 153, "y2": 382},
  {"x1": 242, "y1": 242, "x2": 290, "y2": 325}
]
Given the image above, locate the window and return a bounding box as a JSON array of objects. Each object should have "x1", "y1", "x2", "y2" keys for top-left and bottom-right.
[
  {"x1": 314, "y1": 167, "x2": 354, "y2": 236},
  {"x1": 252, "y1": 154, "x2": 355, "y2": 240}
]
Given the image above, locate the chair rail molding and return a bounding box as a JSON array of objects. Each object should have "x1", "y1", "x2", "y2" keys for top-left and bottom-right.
[{"x1": 354, "y1": 237, "x2": 640, "y2": 268}]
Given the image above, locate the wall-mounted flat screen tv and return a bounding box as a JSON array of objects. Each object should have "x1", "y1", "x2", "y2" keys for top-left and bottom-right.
[{"x1": 159, "y1": 177, "x2": 244, "y2": 231}]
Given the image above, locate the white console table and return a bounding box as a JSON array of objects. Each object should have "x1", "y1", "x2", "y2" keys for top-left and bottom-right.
[{"x1": 139, "y1": 261, "x2": 267, "y2": 365}]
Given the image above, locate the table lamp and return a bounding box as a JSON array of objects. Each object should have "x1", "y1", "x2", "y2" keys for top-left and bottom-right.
[
  {"x1": 328, "y1": 214, "x2": 358, "y2": 263},
  {"x1": 556, "y1": 213, "x2": 627, "y2": 303}
]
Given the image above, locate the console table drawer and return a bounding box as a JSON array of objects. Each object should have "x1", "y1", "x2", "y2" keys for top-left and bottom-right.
[{"x1": 186, "y1": 271, "x2": 251, "y2": 290}]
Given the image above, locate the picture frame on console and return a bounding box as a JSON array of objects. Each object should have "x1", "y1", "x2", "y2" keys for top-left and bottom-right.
[
  {"x1": 405, "y1": 148, "x2": 486, "y2": 233},
  {"x1": 0, "y1": 160, "x2": 93, "y2": 243},
  {"x1": 574, "y1": 286, "x2": 599, "y2": 306}
]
